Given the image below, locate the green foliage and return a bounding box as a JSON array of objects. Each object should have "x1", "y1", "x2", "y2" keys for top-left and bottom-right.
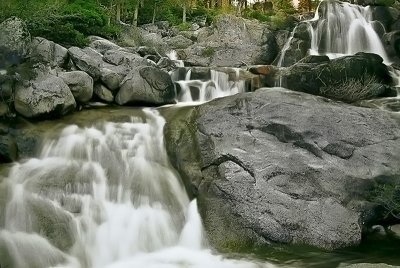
[
  {"x1": 0, "y1": 0, "x2": 116, "y2": 47},
  {"x1": 376, "y1": 0, "x2": 395, "y2": 5},
  {"x1": 242, "y1": 9, "x2": 271, "y2": 22},
  {"x1": 272, "y1": 0, "x2": 296, "y2": 12},
  {"x1": 201, "y1": 47, "x2": 215, "y2": 57},
  {"x1": 176, "y1": 22, "x2": 191, "y2": 31},
  {"x1": 372, "y1": 183, "x2": 400, "y2": 220},
  {"x1": 269, "y1": 13, "x2": 297, "y2": 29},
  {"x1": 0, "y1": 0, "x2": 302, "y2": 46}
]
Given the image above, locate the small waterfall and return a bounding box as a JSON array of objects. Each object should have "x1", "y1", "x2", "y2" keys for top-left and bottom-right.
[
  {"x1": 276, "y1": 31, "x2": 295, "y2": 68},
  {"x1": 0, "y1": 109, "x2": 271, "y2": 268},
  {"x1": 174, "y1": 69, "x2": 246, "y2": 103},
  {"x1": 309, "y1": 1, "x2": 389, "y2": 62},
  {"x1": 275, "y1": 31, "x2": 295, "y2": 87},
  {"x1": 167, "y1": 50, "x2": 184, "y2": 67}
]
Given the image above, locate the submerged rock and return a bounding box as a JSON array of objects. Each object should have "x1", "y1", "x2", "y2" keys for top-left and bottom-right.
[
  {"x1": 165, "y1": 88, "x2": 400, "y2": 251},
  {"x1": 0, "y1": 231, "x2": 68, "y2": 268}
]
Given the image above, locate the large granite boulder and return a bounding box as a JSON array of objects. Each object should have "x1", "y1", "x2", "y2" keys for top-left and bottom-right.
[
  {"x1": 165, "y1": 35, "x2": 193, "y2": 49},
  {"x1": 115, "y1": 66, "x2": 175, "y2": 105},
  {"x1": 30, "y1": 37, "x2": 68, "y2": 68},
  {"x1": 264, "y1": 53, "x2": 393, "y2": 102},
  {"x1": 184, "y1": 14, "x2": 278, "y2": 67},
  {"x1": 68, "y1": 47, "x2": 102, "y2": 79},
  {"x1": 94, "y1": 83, "x2": 114, "y2": 103},
  {"x1": 103, "y1": 49, "x2": 150, "y2": 68},
  {"x1": 88, "y1": 37, "x2": 120, "y2": 54},
  {"x1": 58, "y1": 71, "x2": 93, "y2": 103},
  {"x1": 0, "y1": 17, "x2": 31, "y2": 67},
  {"x1": 164, "y1": 88, "x2": 400, "y2": 251},
  {"x1": 14, "y1": 73, "x2": 76, "y2": 118}
]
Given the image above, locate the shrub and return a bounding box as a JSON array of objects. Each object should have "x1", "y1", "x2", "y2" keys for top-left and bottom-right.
[
  {"x1": 242, "y1": 10, "x2": 271, "y2": 22},
  {"x1": 320, "y1": 74, "x2": 380, "y2": 103},
  {"x1": 372, "y1": 184, "x2": 400, "y2": 220},
  {"x1": 177, "y1": 22, "x2": 191, "y2": 31},
  {"x1": 201, "y1": 47, "x2": 215, "y2": 57}
]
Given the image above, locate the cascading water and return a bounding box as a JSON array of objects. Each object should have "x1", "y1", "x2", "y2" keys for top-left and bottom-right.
[
  {"x1": 277, "y1": 0, "x2": 390, "y2": 66},
  {"x1": 167, "y1": 50, "x2": 185, "y2": 67},
  {"x1": 309, "y1": 1, "x2": 389, "y2": 61},
  {"x1": 174, "y1": 69, "x2": 246, "y2": 103},
  {"x1": 0, "y1": 109, "x2": 273, "y2": 268}
]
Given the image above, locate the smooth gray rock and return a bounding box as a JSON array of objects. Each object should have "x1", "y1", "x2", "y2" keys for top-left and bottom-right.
[
  {"x1": 68, "y1": 47, "x2": 101, "y2": 79},
  {"x1": 94, "y1": 83, "x2": 114, "y2": 103},
  {"x1": 81, "y1": 47, "x2": 104, "y2": 63},
  {"x1": 14, "y1": 74, "x2": 76, "y2": 118},
  {"x1": 165, "y1": 35, "x2": 193, "y2": 49},
  {"x1": 100, "y1": 67, "x2": 122, "y2": 91},
  {"x1": 164, "y1": 88, "x2": 400, "y2": 251},
  {"x1": 58, "y1": 71, "x2": 93, "y2": 103},
  {"x1": 103, "y1": 49, "x2": 149, "y2": 67},
  {"x1": 89, "y1": 37, "x2": 120, "y2": 54},
  {"x1": 116, "y1": 66, "x2": 175, "y2": 105},
  {"x1": 30, "y1": 37, "x2": 68, "y2": 67}
]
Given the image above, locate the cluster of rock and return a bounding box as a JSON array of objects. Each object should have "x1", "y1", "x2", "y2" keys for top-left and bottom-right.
[
  {"x1": 135, "y1": 14, "x2": 279, "y2": 67},
  {"x1": 0, "y1": 17, "x2": 176, "y2": 120}
]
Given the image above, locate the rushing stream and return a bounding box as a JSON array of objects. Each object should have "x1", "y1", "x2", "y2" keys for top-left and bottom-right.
[
  {"x1": 0, "y1": 109, "x2": 274, "y2": 268},
  {"x1": 1, "y1": 1, "x2": 400, "y2": 267}
]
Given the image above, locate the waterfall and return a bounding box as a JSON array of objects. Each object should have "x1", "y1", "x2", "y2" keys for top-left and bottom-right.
[
  {"x1": 174, "y1": 69, "x2": 246, "y2": 103},
  {"x1": 0, "y1": 109, "x2": 271, "y2": 268},
  {"x1": 278, "y1": 0, "x2": 390, "y2": 65},
  {"x1": 167, "y1": 50, "x2": 185, "y2": 67},
  {"x1": 309, "y1": 1, "x2": 389, "y2": 62}
]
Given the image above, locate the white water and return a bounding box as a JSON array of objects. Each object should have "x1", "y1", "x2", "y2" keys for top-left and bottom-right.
[
  {"x1": 175, "y1": 69, "x2": 246, "y2": 103},
  {"x1": 167, "y1": 50, "x2": 185, "y2": 67},
  {"x1": 0, "y1": 109, "x2": 273, "y2": 268},
  {"x1": 278, "y1": 0, "x2": 390, "y2": 66},
  {"x1": 309, "y1": 1, "x2": 389, "y2": 62}
]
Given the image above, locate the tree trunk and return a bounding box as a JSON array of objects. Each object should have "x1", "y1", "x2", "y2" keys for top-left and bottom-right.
[
  {"x1": 133, "y1": 1, "x2": 139, "y2": 26},
  {"x1": 211, "y1": 0, "x2": 215, "y2": 8},
  {"x1": 182, "y1": 4, "x2": 187, "y2": 23},
  {"x1": 152, "y1": 3, "x2": 156, "y2": 24},
  {"x1": 116, "y1": 0, "x2": 121, "y2": 22}
]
